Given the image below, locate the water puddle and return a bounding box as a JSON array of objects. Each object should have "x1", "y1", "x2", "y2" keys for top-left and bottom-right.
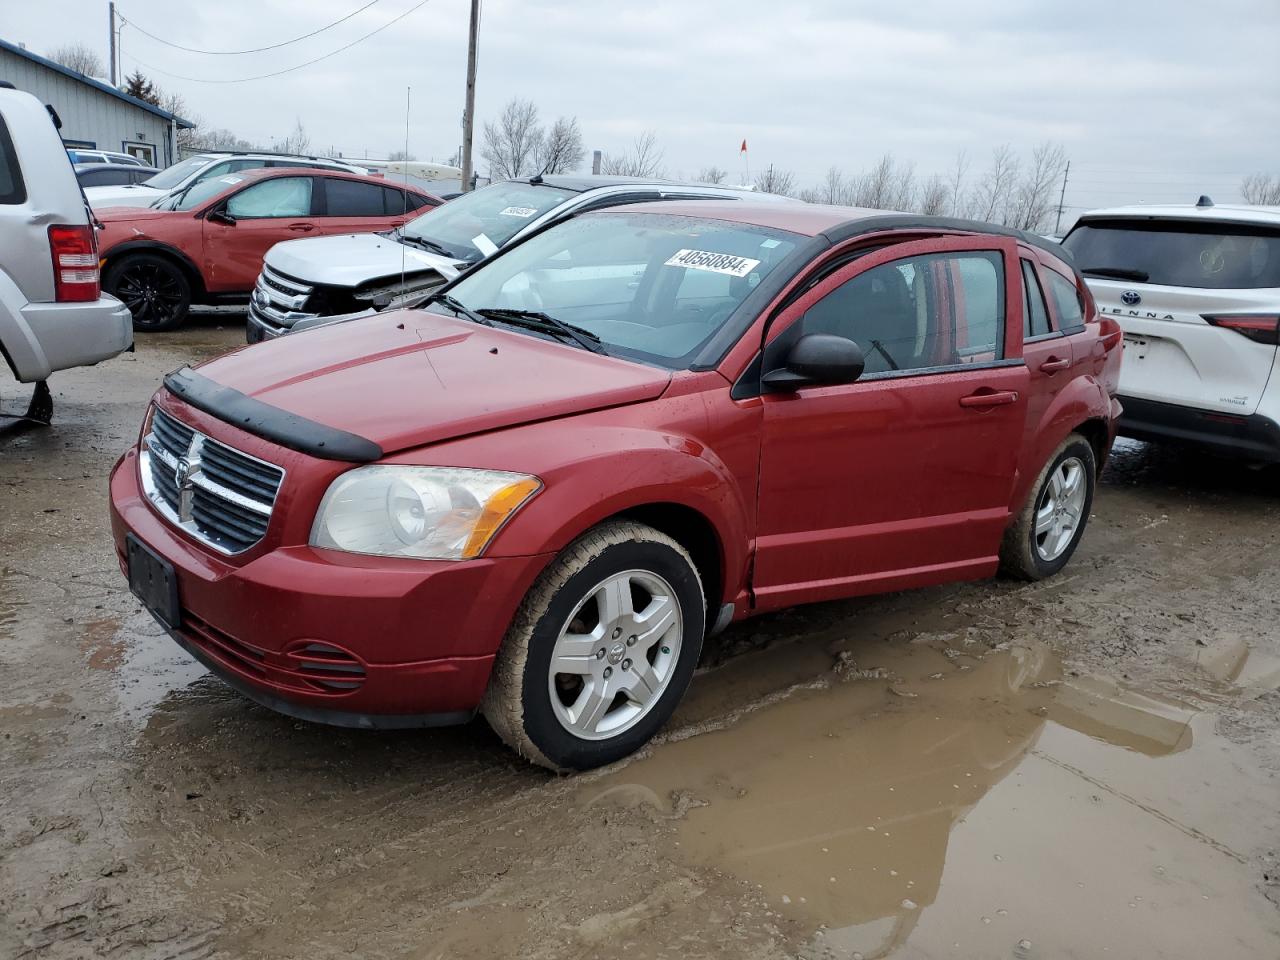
[{"x1": 583, "y1": 637, "x2": 1280, "y2": 958}]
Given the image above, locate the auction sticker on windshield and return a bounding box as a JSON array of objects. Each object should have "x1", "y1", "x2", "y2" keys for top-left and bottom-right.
[
  {"x1": 499, "y1": 206, "x2": 538, "y2": 218},
  {"x1": 665, "y1": 249, "x2": 761, "y2": 277}
]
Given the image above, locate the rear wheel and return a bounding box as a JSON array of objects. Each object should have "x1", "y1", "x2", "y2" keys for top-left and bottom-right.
[
  {"x1": 482, "y1": 521, "x2": 704, "y2": 771},
  {"x1": 105, "y1": 254, "x2": 192, "y2": 331},
  {"x1": 1000, "y1": 433, "x2": 1096, "y2": 581}
]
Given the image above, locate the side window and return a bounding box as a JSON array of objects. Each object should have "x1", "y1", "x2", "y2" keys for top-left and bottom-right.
[
  {"x1": 798, "y1": 251, "x2": 1004, "y2": 375},
  {"x1": 1021, "y1": 260, "x2": 1052, "y2": 338},
  {"x1": 1045, "y1": 270, "x2": 1085, "y2": 332},
  {"x1": 0, "y1": 117, "x2": 25, "y2": 205},
  {"x1": 226, "y1": 177, "x2": 314, "y2": 218},
  {"x1": 228, "y1": 159, "x2": 268, "y2": 173},
  {"x1": 323, "y1": 178, "x2": 386, "y2": 217}
]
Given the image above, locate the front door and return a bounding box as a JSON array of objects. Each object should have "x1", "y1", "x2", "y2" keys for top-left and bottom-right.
[
  {"x1": 753, "y1": 236, "x2": 1029, "y2": 610},
  {"x1": 201, "y1": 176, "x2": 318, "y2": 293}
]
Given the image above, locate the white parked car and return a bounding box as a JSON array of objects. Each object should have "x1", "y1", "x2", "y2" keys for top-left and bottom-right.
[
  {"x1": 83, "y1": 151, "x2": 366, "y2": 210},
  {"x1": 1062, "y1": 199, "x2": 1280, "y2": 461},
  {"x1": 66, "y1": 147, "x2": 145, "y2": 166},
  {"x1": 0, "y1": 85, "x2": 131, "y2": 423},
  {"x1": 246, "y1": 174, "x2": 795, "y2": 342}
]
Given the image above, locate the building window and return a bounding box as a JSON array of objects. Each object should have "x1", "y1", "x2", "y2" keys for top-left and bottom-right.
[{"x1": 123, "y1": 141, "x2": 156, "y2": 165}]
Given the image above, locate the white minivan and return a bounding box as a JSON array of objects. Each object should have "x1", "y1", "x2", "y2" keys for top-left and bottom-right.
[
  {"x1": 0, "y1": 85, "x2": 132, "y2": 422},
  {"x1": 1063, "y1": 200, "x2": 1280, "y2": 461}
]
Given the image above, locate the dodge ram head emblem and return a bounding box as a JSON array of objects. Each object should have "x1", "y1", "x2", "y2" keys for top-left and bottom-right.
[
  {"x1": 1121, "y1": 290, "x2": 1142, "y2": 306},
  {"x1": 174, "y1": 456, "x2": 192, "y2": 489}
]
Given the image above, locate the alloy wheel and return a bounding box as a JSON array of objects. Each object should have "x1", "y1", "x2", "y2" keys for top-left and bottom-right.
[
  {"x1": 115, "y1": 262, "x2": 185, "y2": 329},
  {"x1": 547, "y1": 569, "x2": 683, "y2": 741},
  {"x1": 1034, "y1": 456, "x2": 1087, "y2": 562}
]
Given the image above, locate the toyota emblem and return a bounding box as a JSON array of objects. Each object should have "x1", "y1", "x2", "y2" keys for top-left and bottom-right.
[{"x1": 1121, "y1": 290, "x2": 1141, "y2": 306}]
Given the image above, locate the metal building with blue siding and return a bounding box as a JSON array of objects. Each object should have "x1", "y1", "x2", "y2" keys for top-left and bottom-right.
[{"x1": 0, "y1": 36, "x2": 191, "y2": 167}]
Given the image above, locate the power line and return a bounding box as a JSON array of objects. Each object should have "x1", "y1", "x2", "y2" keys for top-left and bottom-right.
[
  {"x1": 118, "y1": 1, "x2": 383, "y2": 55},
  {"x1": 122, "y1": 0, "x2": 432, "y2": 83}
]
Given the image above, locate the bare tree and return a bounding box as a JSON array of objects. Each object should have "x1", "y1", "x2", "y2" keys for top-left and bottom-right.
[
  {"x1": 600, "y1": 131, "x2": 664, "y2": 178},
  {"x1": 185, "y1": 128, "x2": 260, "y2": 155},
  {"x1": 754, "y1": 165, "x2": 796, "y2": 197},
  {"x1": 1241, "y1": 173, "x2": 1280, "y2": 205},
  {"x1": 698, "y1": 166, "x2": 728, "y2": 184},
  {"x1": 48, "y1": 42, "x2": 104, "y2": 77},
  {"x1": 850, "y1": 155, "x2": 914, "y2": 210},
  {"x1": 917, "y1": 175, "x2": 950, "y2": 216},
  {"x1": 949, "y1": 149, "x2": 970, "y2": 217},
  {"x1": 973, "y1": 144, "x2": 1020, "y2": 224},
  {"x1": 480, "y1": 98, "x2": 543, "y2": 180},
  {"x1": 537, "y1": 116, "x2": 585, "y2": 174},
  {"x1": 276, "y1": 119, "x2": 311, "y2": 156},
  {"x1": 1007, "y1": 141, "x2": 1067, "y2": 232},
  {"x1": 387, "y1": 150, "x2": 417, "y2": 162}
]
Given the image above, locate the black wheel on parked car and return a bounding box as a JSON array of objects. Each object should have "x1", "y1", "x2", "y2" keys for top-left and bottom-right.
[
  {"x1": 482, "y1": 520, "x2": 705, "y2": 771},
  {"x1": 1000, "y1": 432, "x2": 1097, "y2": 581},
  {"x1": 104, "y1": 254, "x2": 191, "y2": 332}
]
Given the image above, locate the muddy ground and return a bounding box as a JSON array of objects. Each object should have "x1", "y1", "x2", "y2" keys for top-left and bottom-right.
[{"x1": 2, "y1": 317, "x2": 1278, "y2": 960}]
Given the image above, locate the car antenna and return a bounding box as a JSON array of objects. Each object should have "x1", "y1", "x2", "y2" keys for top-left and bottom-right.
[
  {"x1": 529, "y1": 160, "x2": 551, "y2": 185},
  {"x1": 400, "y1": 86, "x2": 410, "y2": 300},
  {"x1": 1196, "y1": 194, "x2": 1214, "y2": 208}
]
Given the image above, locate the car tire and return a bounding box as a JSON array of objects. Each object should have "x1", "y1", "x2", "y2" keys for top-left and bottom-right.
[
  {"x1": 481, "y1": 520, "x2": 705, "y2": 771},
  {"x1": 104, "y1": 254, "x2": 192, "y2": 332},
  {"x1": 1000, "y1": 433, "x2": 1097, "y2": 581}
]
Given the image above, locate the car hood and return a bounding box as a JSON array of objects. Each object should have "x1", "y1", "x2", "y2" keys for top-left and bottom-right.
[
  {"x1": 84, "y1": 183, "x2": 165, "y2": 208},
  {"x1": 265, "y1": 232, "x2": 465, "y2": 288},
  {"x1": 192, "y1": 309, "x2": 671, "y2": 454}
]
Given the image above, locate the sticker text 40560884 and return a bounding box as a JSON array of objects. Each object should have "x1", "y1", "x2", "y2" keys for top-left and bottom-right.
[{"x1": 664, "y1": 249, "x2": 761, "y2": 278}]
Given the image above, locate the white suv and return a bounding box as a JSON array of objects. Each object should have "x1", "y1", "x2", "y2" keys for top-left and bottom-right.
[
  {"x1": 83, "y1": 151, "x2": 367, "y2": 210},
  {"x1": 0, "y1": 86, "x2": 131, "y2": 422},
  {"x1": 1062, "y1": 200, "x2": 1280, "y2": 461}
]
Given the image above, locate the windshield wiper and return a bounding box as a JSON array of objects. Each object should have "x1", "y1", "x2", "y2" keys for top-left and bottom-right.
[
  {"x1": 424, "y1": 293, "x2": 492, "y2": 326},
  {"x1": 1081, "y1": 266, "x2": 1149, "y2": 282},
  {"x1": 398, "y1": 233, "x2": 454, "y2": 258},
  {"x1": 476, "y1": 308, "x2": 608, "y2": 355}
]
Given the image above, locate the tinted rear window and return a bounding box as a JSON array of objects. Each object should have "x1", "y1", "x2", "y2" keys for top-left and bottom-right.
[
  {"x1": 0, "y1": 116, "x2": 26, "y2": 205},
  {"x1": 1064, "y1": 219, "x2": 1280, "y2": 289}
]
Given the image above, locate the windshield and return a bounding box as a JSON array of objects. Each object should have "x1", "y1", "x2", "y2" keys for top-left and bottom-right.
[
  {"x1": 440, "y1": 211, "x2": 801, "y2": 368},
  {"x1": 152, "y1": 174, "x2": 244, "y2": 212},
  {"x1": 1064, "y1": 219, "x2": 1280, "y2": 289},
  {"x1": 143, "y1": 155, "x2": 217, "y2": 191},
  {"x1": 401, "y1": 181, "x2": 575, "y2": 263}
]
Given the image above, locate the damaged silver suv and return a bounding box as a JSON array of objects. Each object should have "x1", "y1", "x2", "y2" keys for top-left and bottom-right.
[{"x1": 245, "y1": 175, "x2": 790, "y2": 342}]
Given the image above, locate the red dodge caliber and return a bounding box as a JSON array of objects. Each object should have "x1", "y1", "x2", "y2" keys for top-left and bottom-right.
[{"x1": 109, "y1": 201, "x2": 1123, "y2": 770}]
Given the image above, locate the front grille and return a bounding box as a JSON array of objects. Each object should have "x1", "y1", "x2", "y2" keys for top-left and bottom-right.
[
  {"x1": 141, "y1": 408, "x2": 284, "y2": 555},
  {"x1": 249, "y1": 264, "x2": 319, "y2": 335}
]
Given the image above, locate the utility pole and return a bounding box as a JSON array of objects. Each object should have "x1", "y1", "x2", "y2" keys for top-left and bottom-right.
[
  {"x1": 1054, "y1": 159, "x2": 1071, "y2": 234},
  {"x1": 459, "y1": 0, "x2": 480, "y2": 192},
  {"x1": 108, "y1": 2, "x2": 117, "y2": 85}
]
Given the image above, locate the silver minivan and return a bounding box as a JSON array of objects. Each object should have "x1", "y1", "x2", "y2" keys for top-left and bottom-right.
[{"x1": 0, "y1": 85, "x2": 132, "y2": 422}]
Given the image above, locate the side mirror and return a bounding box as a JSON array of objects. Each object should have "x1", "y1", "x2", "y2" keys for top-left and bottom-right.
[
  {"x1": 207, "y1": 209, "x2": 236, "y2": 226},
  {"x1": 762, "y1": 333, "x2": 865, "y2": 390}
]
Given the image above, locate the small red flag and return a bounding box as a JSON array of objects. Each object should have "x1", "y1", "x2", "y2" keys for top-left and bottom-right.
[{"x1": 740, "y1": 139, "x2": 748, "y2": 154}]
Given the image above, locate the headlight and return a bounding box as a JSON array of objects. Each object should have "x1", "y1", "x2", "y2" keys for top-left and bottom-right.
[{"x1": 310, "y1": 466, "x2": 541, "y2": 560}]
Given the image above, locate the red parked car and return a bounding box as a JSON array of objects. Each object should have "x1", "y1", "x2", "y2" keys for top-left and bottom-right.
[
  {"x1": 96, "y1": 167, "x2": 438, "y2": 331},
  {"x1": 109, "y1": 201, "x2": 1123, "y2": 769}
]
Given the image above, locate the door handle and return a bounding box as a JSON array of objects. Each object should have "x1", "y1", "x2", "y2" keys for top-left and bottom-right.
[
  {"x1": 1039, "y1": 356, "x2": 1071, "y2": 373},
  {"x1": 959, "y1": 390, "x2": 1019, "y2": 409},
  {"x1": 287, "y1": 222, "x2": 315, "y2": 232}
]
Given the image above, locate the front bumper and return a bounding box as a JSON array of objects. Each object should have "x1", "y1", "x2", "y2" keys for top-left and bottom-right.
[
  {"x1": 110, "y1": 448, "x2": 553, "y2": 725},
  {"x1": 1118, "y1": 395, "x2": 1280, "y2": 462}
]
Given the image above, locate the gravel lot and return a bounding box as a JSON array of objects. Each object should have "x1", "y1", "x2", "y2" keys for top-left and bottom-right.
[{"x1": 2, "y1": 318, "x2": 1278, "y2": 959}]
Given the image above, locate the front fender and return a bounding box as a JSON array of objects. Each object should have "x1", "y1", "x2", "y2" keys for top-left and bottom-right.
[
  {"x1": 102, "y1": 239, "x2": 204, "y2": 293},
  {"x1": 417, "y1": 422, "x2": 753, "y2": 607}
]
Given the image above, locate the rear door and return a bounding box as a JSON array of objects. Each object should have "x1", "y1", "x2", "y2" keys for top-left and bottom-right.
[
  {"x1": 1063, "y1": 218, "x2": 1280, "y2": 414},
  {"x1": 315, "y1": 176, "x2": 409, "y2": 238},
  {"x1": 201, "y1": 176, "x2": 318, "y2": 292}
]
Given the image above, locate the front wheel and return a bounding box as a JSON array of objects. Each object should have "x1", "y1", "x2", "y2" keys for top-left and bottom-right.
[
  {"x1": 1000, "y1": 433, "x2": 1097, "y2": 581},
  {"x1": 482, "y1": 521, "x2": 705, "y2": 771},
  {"x1": 104, "y1": 254, "x2": 192, "y2": 332}
]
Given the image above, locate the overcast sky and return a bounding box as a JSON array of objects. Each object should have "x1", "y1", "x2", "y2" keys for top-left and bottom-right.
[{"x1": 9, "y1": 0, "x2": 1279, "y2": 219}]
